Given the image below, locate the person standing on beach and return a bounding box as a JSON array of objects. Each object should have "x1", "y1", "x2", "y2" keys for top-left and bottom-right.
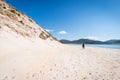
[{"x1": 82, "y1": 43, "x2": 85, "y2": 49}]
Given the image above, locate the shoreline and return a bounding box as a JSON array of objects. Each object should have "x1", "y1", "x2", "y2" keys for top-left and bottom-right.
[{"x1": 63, "y1": 43, "x2": 120, "y2": 50}]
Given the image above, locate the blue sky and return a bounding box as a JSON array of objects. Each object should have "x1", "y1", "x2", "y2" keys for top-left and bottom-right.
[{"x1": 6, "y1": 0, "x2": 120, "y2": 41}]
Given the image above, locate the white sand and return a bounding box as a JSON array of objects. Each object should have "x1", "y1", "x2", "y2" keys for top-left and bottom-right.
[
  {"x1": 0, "y1": 34, "x2": 120, "y2": 80},
  {"x1": 0, "y1": 1, "x2": 120, "y2": 79}
]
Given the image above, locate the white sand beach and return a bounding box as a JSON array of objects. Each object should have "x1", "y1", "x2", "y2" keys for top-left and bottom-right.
[
  {"x1": 0, "y1": 35, "x2": 120, "y2": 80},
  {"x1": 0, "y1": 0, "x2": 120, "y2": 80}
]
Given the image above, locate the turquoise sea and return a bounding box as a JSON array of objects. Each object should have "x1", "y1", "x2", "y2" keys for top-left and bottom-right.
[
  {"x1": 67, "y1": 44, "x2": 120, "y2": 49},
  {"x1": 87, "y1": 44, "x2": 120, "y2": 49}
]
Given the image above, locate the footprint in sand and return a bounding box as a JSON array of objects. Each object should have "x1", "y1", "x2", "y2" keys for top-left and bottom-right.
[{"x1": 11, "y1": 76, "x2": 15, "y2": 79}]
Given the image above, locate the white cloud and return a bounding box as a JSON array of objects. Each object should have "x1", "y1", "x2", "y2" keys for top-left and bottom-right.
[
  {"x1": 84, "y1": 36, "x2": 99, "y2": 40},
  {"x1": 58, "y1": 31, "x2": 67, "y2": 34},
  {"x1": 45, "y1": 29, "x2": 53, "y2": 33}
]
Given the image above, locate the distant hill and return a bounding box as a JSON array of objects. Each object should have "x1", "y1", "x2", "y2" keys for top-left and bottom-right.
[
  {"x1": 60, "y1": 39, "x2": 104, "y2": 44},
  {"x1": 60, "y1": 39, "x2": 120, "y2": 44},
  {"x1": 105, "y1": 39, "x2": 120, "y2": 44},
  {"x1": 60, "y1": 39, "x2": 72, "y2": 43}
]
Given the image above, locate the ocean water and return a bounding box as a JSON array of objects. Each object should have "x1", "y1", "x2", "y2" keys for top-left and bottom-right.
[
  {"x1": 67, "y1": 44, "x2": 120, "y2": 49},
  {"x1": 87, "y1": 44, "x2": 120, "y2": 49}
]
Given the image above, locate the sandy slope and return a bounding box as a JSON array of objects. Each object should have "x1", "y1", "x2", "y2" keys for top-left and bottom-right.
[{"x1": 0, "y1": 33, "x2": 120, "y2": 80}]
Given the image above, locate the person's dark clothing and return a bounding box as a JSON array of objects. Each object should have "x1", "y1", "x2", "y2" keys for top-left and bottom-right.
[{"x1": 82, "y1": 43, "x2": 85, "y2": 49}]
